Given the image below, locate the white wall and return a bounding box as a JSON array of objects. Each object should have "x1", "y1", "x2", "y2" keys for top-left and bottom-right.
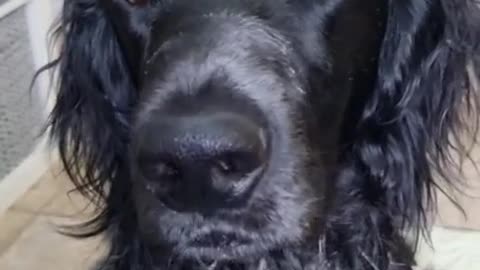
[
  {"x1": 26, "y1": 0, "x2": 61, "y2": 116},
  {"x1": 0, "y1": 0, "x2": 61, "y2": 216}
]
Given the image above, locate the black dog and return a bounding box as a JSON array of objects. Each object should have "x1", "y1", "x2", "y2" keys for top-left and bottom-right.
[{"x1": 40, "y1": 0, "x2": 479, "y2": 269}]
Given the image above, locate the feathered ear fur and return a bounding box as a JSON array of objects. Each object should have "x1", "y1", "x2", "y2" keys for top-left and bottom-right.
[
  {"x1": 47, "y1": 0, "x2": 136, "y2": 233},
  {"x1": 46, "y1": 2, "x2": 156, "y2": 268},
  {"x1": 326, "y1": 0, "x2": 480, "y2": 269}
]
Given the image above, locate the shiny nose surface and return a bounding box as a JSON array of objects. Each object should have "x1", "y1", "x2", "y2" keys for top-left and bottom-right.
[{"x1": 136, "y1": 112, "x2": 269, "y2": 212}]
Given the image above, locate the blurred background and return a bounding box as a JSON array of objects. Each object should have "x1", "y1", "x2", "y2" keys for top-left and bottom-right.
[
  {"x1": 0, "y1": 1, "x2": 478, "y2": 269},
  {"x1": 0, "y1": 1, "x2": 104, "y2": 269},
  {"x1": 0, "y1": 0, "x2": 41, "y2": 181},
  {"x1": 0, "y1": 0, "x2": 59, "y2": 208}
]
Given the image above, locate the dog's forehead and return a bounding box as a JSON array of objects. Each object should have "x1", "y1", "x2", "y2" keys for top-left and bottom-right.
[
  {"x1": 144, "y1": 12, "x2": 291, "y2": 63},
  {"x1": 139, "y1": 15, "x2": 304, "y2": 107},
  {"x1": 104, "y1": 0, "x2": 298, "y2": 40}
]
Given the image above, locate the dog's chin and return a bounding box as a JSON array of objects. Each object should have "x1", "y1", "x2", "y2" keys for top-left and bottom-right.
[{"x1": 173, "y1": 231, "x2": 281, "y2": 262}]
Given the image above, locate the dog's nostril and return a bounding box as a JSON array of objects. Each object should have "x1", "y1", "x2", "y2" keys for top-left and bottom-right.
[
  {"x1": 212, "y1": 151, "x2": 263, "y2": 180},
  {"x1": 150, "y1": 162, "x2": 179, "y2": 179},
  {"x1": 216, "y1": 158, "x2": 237, "y2": 175},
  {"x1": 208, "y1": 150, "x2": 266, "y2": 200}
]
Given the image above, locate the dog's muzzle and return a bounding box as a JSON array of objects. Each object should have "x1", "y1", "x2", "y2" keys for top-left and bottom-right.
[{"x1": 134, "y1": 105, "x2": 270, "y2": 213}]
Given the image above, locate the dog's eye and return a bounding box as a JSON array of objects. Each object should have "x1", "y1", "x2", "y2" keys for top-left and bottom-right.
[{"x1": 127, "y1": 0, "x2": 148, "y2": 6}]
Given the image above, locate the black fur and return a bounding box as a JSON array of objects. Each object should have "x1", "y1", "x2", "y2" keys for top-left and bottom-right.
[{"x1": 39, "y1": 0, "x2": 480, "y2": 269}]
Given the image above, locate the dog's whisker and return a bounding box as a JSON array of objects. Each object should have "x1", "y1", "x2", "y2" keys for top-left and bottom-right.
[{"x1": 359, "y1": 250, "x2": 381, "y2": 270}]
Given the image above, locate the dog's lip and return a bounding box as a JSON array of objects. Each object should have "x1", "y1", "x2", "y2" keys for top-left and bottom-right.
[{"x1": 189, "y1": 231, "x2": 252, "y2": 248}]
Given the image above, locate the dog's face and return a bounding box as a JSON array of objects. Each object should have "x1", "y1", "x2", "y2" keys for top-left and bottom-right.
[
  {"x1": 102, "y1": 0, "x2": 385, "y2": 262},
  {"x1": 48, "y1": 0, "x2": 479, "y2": 268},
  {"x1": 133, "y1": 21, "x2": 320, "y2": 261}
]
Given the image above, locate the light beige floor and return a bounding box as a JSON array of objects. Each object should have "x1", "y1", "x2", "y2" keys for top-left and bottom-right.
[
  {"x1": 0, "y1": 164, "x2": 479, "y2": 270},
  {"x1": 0, "y1": 165, "x2": 105, "y2": 269}
]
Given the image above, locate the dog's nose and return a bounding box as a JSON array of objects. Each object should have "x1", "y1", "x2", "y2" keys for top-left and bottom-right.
[{"x1": 136, "y1": 112, "x2": 269, "y2": 212}]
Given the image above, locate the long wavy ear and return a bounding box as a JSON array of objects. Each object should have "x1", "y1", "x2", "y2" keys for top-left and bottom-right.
[
  {"x1": 45, "y1": 0, "x2": 136, "y2": 234},
  {"x1": 326, "y1": 0, "x2": 480, "y2": 269}
]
